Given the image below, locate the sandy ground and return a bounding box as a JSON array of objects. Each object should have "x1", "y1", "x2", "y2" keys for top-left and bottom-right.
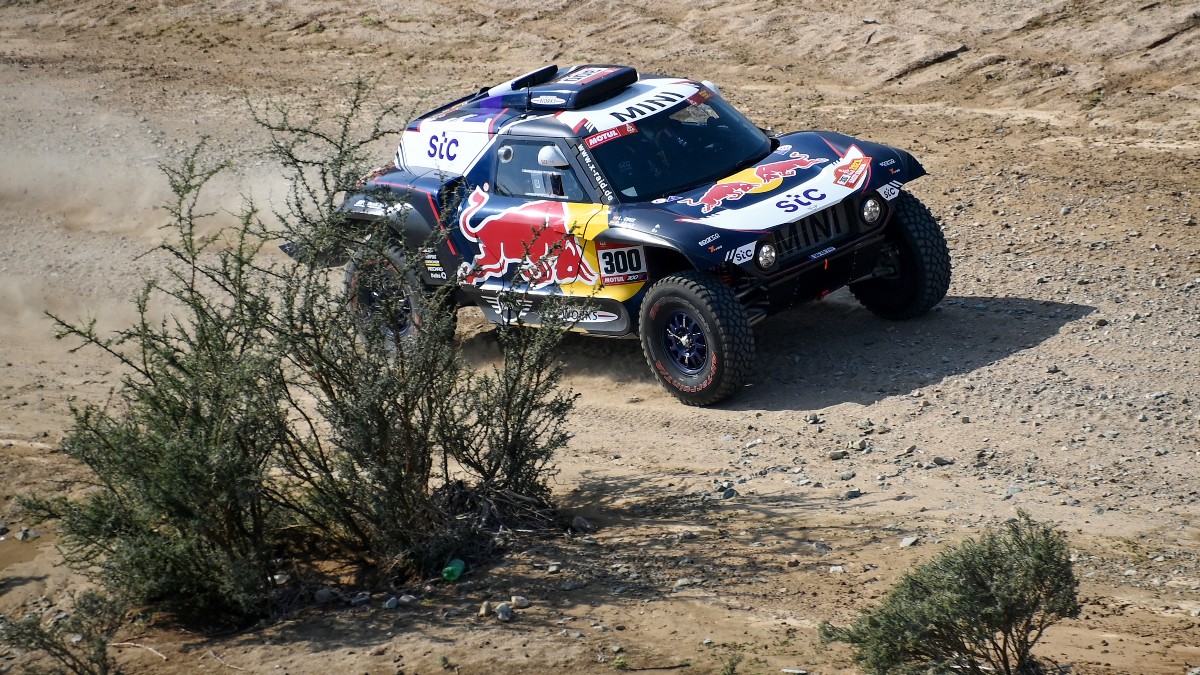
[{"x1": 1, "y1": 1, "x2": 1198, "y2": 673}]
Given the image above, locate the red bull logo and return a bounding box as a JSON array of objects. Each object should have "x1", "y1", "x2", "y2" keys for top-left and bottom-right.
[
  {"x1": 679, "y1": 153, "x2": 827, "y2": 214},
  {"x1": 458, "y1": 188, "x2": 597, "y2": 289}
]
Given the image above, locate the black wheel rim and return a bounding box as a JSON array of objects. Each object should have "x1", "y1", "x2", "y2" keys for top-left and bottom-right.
[
  {"x1": 662, "y1": 309, "x2": 708, "y2": 376},
  {"x1": 355, "y1": 265, "x2": 414, "y2": 341}
]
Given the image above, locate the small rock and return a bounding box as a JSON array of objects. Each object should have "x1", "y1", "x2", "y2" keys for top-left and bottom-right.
[
  {"x1": 680, "y1": 531, "x2": 697, "y2": 540},
  {"x1": 856, "y1": 419, "x2": 874, "y2": 430},
  {"x1": 385, "y1": 596, "x2": 399, "y2": 610},
  {"x1": 511, "y1": 595, "x2": 531, "y2": 609},
  {"x1": 399, "y1": 594, "x2": 418, "y2": 605},
  {"x1": 0, "y1": 525, "x2": 9, "y2": 537},
  {"x1": 804, "y1": 413, "x2": 821, "y2": 424},
  {"x1": 368, "y1": 644, "x2": 387, "y2": 656},
  {"x1": 829, "y1": 565, "x2": 845, "y2": 574},
  {"x1": 827, "y1": 450, "x2": 849, "y2": 460},
  {"x1": 837, "y1": 470, "x2": 856, "y2": 481},
  {"x1": 960, "y1": 415, "x2": 971, "y2": 424},
  {"x1": 674, "y1": 578, "x2": 693, "y2": 588},
  {"x1": 560, "y1": 579, "x2": 586, "y2": 591},
  {"x1": 702, "y1": 637, "x2": 715, "y2": 645},
  {"x1": 15, "y1": 528, "x2": 35, "y2": 541},
  {"x1": 722, "y1": 487, "x2": 739, "y2": 499},
  {"x1": 350, "y1": 591, "x2": 371, "y2": 606},
  {"x1": 900, "y1": 536, "x2": 919, "y2": 548},
  {"x1": 479, "y1": 601, "x2": 492, "y2": 617},
  {"x1": 627, "y1": 395, "x2": 642, "y2": 403},
  {"x1": 494, "y1": 602, "x2": 514, "y2": 622},
  {"x1": 611, "y1": 645, "x2": 624, "y2": 653},
  {"x1": 547, "y1": 563, "x2": 562, "y2": 574},
  {"x1": 572, "y1": 516, "x2": 594, "y2": 532},
  {"x1": 844, "y1": 488, "x2": 862, "y2": 499},
  {"x1": 932, "y1": 456, "x2": 955, "y2": 466},
  {"x1": 314, "y1": 588, "x2": 333, "y2": 604},
  {"x1": 271, "y1": 573, "x2": 290, "y2": 585}
]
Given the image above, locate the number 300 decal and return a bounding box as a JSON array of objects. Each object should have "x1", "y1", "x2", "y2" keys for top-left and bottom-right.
[{"x1": 597, "y1": 245, "x2": 648, "y2": 285}]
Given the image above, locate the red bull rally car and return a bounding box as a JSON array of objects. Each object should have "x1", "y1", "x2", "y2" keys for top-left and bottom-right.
[{"x1": 327, "y1": 64, "x2": 950, "y2": 405}]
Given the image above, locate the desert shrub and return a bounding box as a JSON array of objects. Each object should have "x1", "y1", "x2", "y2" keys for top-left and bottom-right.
[
  {"x1": 821, "y1": 512, "x2": 1080, "y2": 675},
  {"x1": 0, "y1": 591, "x2": 127, "y2": 675},
  {"x1": 26, "y1": 79, "x2": 576, "y2": 621},
  {"x1": 31, "y1": 147, "x2": 289, "y2": 619}
]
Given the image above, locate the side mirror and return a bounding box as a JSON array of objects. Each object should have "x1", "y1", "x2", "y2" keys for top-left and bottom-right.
[{"x1": 537, "y1": 145, "x2": 570, "y2": 168}]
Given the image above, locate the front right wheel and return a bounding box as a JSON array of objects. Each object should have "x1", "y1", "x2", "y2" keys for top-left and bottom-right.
[
  {"x1": 849, "y1": 191, "x2": 951, "y2": 320},
  {"x1": 639, "y1": 271, "x2": 754, "y2": 406}
]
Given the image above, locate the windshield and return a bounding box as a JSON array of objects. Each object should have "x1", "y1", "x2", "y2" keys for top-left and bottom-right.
[{"x1": 583, "y1": 94, "x2": 771, "y2": 202}]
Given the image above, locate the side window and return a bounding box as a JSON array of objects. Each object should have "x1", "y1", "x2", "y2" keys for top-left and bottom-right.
[{"x1": 494, "y1": 142, "x2": 587, "y2": 202}]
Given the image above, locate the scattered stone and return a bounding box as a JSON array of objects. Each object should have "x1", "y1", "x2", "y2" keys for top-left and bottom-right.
[
  {"x1": 829, "y1": 565, "x2": 845, "y2": 574},
  {"x1": 314, "y1": 588, "x2": 333, "y2": 604},
  {"x1": 932, "y1": 456, "x2": 955, "y2": 466},
  {"x1": 511, "y1": 595, "x2": 531, "y2": 609},
  {"x1": 368, "y1": 644, "x2": 387, "y2": 656},
  {"x1": 837, "y1": 470, "x2": 856, "y2": 481},
  {"x1": 547, "y1": 563, "x2": 562, "y2": 574},
  {"x1": 350, "y1": 591, "x2": 371, "y2": 606},
  {"x1": 856, "y1": 419, "x2": 874, "y2": 431},
  {"x1": 15, "y1": 527, "x2": 35, "y2": 541},
  {"x1": 844, "y1": 488, "x2": 862, "y2": 499},
  {"x1": 702, "y1": 637, "x2": 715, "y2": 645},
  {"x1": 611, "y1": 644, "x2": 624, "y2": 653},
  {"x1": 399, "y1": 594, "x2": 418, "y2": 605},
  {"x1": 494, "y1": 602, "x2": 514, "y2": 622},
  {"x1": 572, "y1": 516, "x2": 594, "y2": 532},
  {"x1": 627, "y1": 395, "x2": 642, "y2": 403},
  {"x1": 673, "y1": 578, "x2": 693, "y2": 588},
  {"x1": 479, "y1": 601, "x2": 492, "y2": 617},
  {"x1": 1004, "y1": 485, "x2": 1023, "y2": 499},
  {"x1": 850, "y1": 438, "x2": 869, "y2": 450},
  {"x1": 560, "y1": 579, "x2": 586, "y2": 591},
  {"x1": 271, "y1": 573, "x2": 290, "y2": 585},
  {"x1": 680, "y1": 531, "x2": 697, "y2": 540},
  {"x1": 900, "y1": 536, "x2": 919, "y2": 548},
  {"x1": 827, "y1": 450, "x2": 849, "y2": 460},
  {"x1": 804, "y1": 413, "x2": 821, "y2": 424},
  {"x1": 0, "y1": 525, "x2": 8, "y2": 537},
  {"x1": 722, "y1": 487, "x2": 739, "y2": 499},
  {"x1": 960, "y1": 415, "x2": 971, "y2": 424},
  {"x1": 385, "y1": 596, "x2": 399, "y2": 610}
]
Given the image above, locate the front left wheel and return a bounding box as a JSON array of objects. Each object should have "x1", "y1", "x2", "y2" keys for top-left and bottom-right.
[{"x1": 639, "y1": 271, "x2": 754, "y2": 406}]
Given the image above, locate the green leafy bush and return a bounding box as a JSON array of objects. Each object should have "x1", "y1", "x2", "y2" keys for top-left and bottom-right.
[
  {"x1": 23, "y1": 80, "x2": 575, "y2": 623},
  {"x1": 821, "y1": 512, "x2": 1080, "y2": 675}
]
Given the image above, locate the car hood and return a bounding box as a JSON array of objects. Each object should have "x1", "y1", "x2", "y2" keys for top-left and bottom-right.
[{"x1": 653, "y1": 130, "x2": 925, "y2": 232}]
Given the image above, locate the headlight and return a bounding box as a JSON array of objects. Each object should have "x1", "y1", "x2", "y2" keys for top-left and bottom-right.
[
  {"x1": 861, "y1": 196, "x2": 883, "y2": 225},
  {"x1": 756, "y1": 243, "x2": 777, "y2": 269}
]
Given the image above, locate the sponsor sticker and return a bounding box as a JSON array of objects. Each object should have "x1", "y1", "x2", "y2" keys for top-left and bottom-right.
[
  {"x1": 584, "y1": 123, "x2": 638, "y2": 149},
  {"x1": 596, "y1": 242, "x2": 648, "y2": 285},
  {"x1": 879, "y1": 181, "x2": 901, "y2": 201},
  {"x1": 833, "y1": 156, "x2": 871, "y2": 189},
  {"x1": 556, "y1": 66, "x2": 618, "y2": 85},
  {"x1": 531, "y1": 95, "x2": 567, "y2": 105},
  {"x1": 726, "y1": 242, "x2": 755, "y2": 265}
]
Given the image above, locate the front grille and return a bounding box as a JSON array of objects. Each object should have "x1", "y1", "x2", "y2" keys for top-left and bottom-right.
[{"x1": 773, "y1": 200, "x2": 858, "y2": 265}]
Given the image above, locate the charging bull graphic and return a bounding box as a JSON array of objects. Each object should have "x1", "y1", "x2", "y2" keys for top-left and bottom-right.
[
  {"x1": 458, "y1": 187, "x2": 598, "y2": 289},
  {"x1": 679, "y1": 153, "x2": 828, "y2": 214}
]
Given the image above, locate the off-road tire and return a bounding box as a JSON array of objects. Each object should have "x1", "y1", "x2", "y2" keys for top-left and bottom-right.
[
  {"x1": 345, "y1": 245, "x2": 456, "y2": 347},
  {"x1": 639, "y1": 271, "x2": 754, "y2": 406},
  {"x1": 850, "y1": 191, "x2": 951, "y2": 320}
]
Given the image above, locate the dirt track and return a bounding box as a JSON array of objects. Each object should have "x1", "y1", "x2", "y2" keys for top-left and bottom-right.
[{"x1": 2, "y1": 1, "x2": 1198, "y2": 673}]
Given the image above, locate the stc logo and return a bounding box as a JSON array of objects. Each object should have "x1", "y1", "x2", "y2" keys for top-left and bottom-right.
[
  {"x1": 458, "y1": 188, "x2": 597, "y2": 289},
  {"x1": 427, "y1": 132, "x2": 459, "y2": 161}
]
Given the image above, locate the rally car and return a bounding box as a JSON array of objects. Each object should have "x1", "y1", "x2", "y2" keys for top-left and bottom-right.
[{"x1": 321, "y1": 64, "x2": 950, "y2": 405}]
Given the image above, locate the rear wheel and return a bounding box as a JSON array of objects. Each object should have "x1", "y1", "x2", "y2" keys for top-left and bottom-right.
[
  {"x1": 639, "y1": 271, "x2": 754, "y2": 406},
  {"x1": 850, "y1": 191, "x2": 950, "y2": 320},
  {"x1": 345, "y1": 245, "x2": 455, "y2": 348}
]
